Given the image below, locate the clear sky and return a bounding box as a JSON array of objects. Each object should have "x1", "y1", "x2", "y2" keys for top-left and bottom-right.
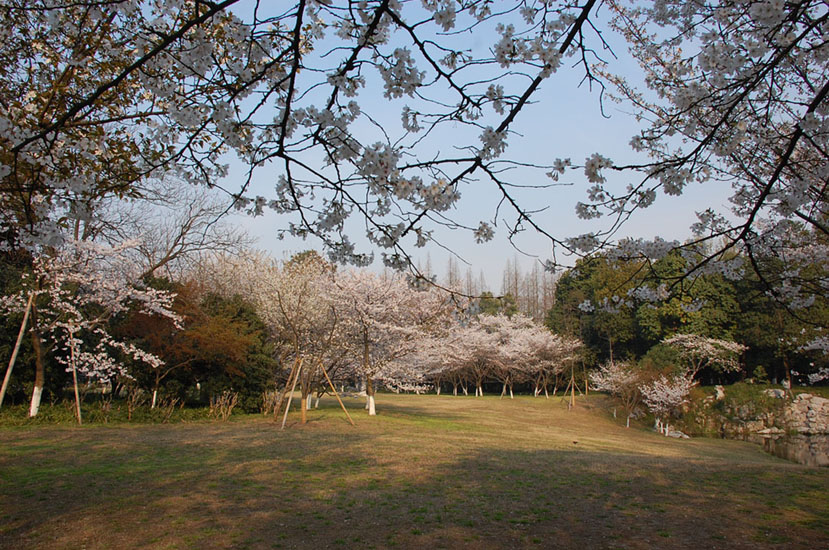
[{"x1": 222, "y1": 3, "x2": 735, "y2": 291}]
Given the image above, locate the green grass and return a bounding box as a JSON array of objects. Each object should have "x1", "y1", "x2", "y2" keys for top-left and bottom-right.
[{"x1": 1, "y1": 393, "x2": 827, "y2": 549}]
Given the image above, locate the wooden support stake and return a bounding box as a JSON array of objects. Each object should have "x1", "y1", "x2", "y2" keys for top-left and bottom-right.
[
  {"x1": 274, "y1": 358, "x2": 300, "y2": 419},
  {"x1": 0, "y1": 293, "x2": 33, "y2": 408},
  {"x1": 570, "y1": 366, "x2": 576, "y2": 409},
  {"x1": 281, "y1": 358, "x2": 302, "y2": 430},
  {"x1": 69, "y1": 331, "x2": 82, "y2": 425},
  {"x1": 319, "y1": 362, "x2": 355, "y2": 427}
]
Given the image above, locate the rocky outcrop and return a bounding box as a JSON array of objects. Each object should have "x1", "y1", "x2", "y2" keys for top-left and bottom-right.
[
  {"x1": 783, "y1": 393, "x2": 829, "y2": 435},
  {"x1": 681, "y1": 391, "x2": 829, "y2": 466},
  {"x1": 684, "y1": 392, "x2": 829, "y2": 438}
]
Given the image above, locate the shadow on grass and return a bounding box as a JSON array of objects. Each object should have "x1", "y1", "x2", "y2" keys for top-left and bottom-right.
[{"x1": 1, "y1": 408, "x2": 827, "y2": 549}]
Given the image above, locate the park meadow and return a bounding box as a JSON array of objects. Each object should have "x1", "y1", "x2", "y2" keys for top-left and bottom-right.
[{"x1": 1, "y1": 393, "x2": 827, "y2": 550}]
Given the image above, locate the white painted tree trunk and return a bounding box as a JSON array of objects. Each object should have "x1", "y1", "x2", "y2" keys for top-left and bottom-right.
[
  {"x1": 544, "y1": 386, "x2": 549, "y2": 399},
  {"x1": 365, "y1": 394, "x2": 370, "y2": 409},
  {"x1": 500, "y1": 383, "x2": 507, "y2": 398},
  {"x1": 306, "y1": 393, "x2": 313, "y2": 410},
  {"x1": 151, "y1": 388, "x2": 158, "y2": 409},
  {"x1": 436, "y1": 385, "x2": 441, "y2": 396},
  {"x1": 368, "y1": 394, "x2": 376, "y2": 416},
  {"x1": 626, "y1": 415, "x2": 631, "y2": 428},
  {"x1": 509, "y1": 385, "x2": 514, "y2": 399},
  {"x1": 28, "y1": 386, "x2": 42, "y2": 417},
  {"x1": 314, "y1": 395, "x2": 320, "y2": 409}
]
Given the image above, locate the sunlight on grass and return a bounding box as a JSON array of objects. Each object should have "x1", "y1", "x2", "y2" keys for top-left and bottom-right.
[{"x1": 1, "y1": 394, "x2": 826, "y2": 549}]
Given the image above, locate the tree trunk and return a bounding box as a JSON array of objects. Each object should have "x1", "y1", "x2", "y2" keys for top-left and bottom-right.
[
  {"x1": 28, "y1": 305, "x2": 45, "y2": 418},
  {"x1": 509, "y1": 384, "x2": 514, "y2": 399},
  {"x1": 151, "y1": 368, "x2": 162, "y2": 409},
  {"x1": 300, "y1": 386, "x2": 308, "y2": 424},
  {"x1": 366, "y1": 377, "x2": 376, "y2": 416},
  {"x1": 500, "y1": 382, "x2": 507, "y2": 398}
]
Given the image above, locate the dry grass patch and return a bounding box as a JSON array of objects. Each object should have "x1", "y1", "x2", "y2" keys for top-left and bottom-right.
[{"x1": 1, "y1": 393, "x2": 826, "y2": 549}]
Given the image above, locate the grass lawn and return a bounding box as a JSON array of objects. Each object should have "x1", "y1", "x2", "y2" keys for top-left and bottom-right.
[{"x1": 1, "y1": 393, "x2": 826, "y2": 549}]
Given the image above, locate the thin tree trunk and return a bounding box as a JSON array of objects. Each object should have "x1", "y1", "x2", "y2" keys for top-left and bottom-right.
[
  {"x1": 0, "y1": 293, "x2": 33, "y2": 408},
  {"x1": 151, "y1": 370, "x2": 160, "y2": 409},
  {"x1": 301, "y1": 389, "x2": 308, "y2": 424},
  {"x1": 28, "y1": 304, "x2": 46, "y2": 418},
  {"x1": 366, "y1": 377, "x2": 376, "y2": 416}
]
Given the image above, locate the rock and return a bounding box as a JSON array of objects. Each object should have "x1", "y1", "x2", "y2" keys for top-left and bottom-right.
[
  {"x1": 715, "y1": 385, "x2": 725, "y2": 400},
  {"x1": 666, "y1": 430, "x2": 690, "y2": 439},
  {"x1": 764, "y1": 389, "x2": 786, "y2": 399},
  {"x1": 757, "y1": 427, "x2": 785, "y2": 435}
]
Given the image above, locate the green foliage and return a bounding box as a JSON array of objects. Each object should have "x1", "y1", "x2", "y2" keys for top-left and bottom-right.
[
  {"x1": 710, "y1": 382, "x2": 783, "y2": 418},
  {"x1": 113, "y1": 280, "x2": 278, "y2": 413},
  {"x1": 546, "y1": 249, "x2": 827, "y2": 385},
  {"x1": 546, "y1": 255, "x2": 645, "y2": 362},
  {"x1": 0, "y1": 401, "x2": 219, "y2": 425},
  {"x1": 192, "y1": 293, "x2": 278, "y2": 412},
  {"x1": 752, "y1": 365, "x2": 768, "y2": 384},
  {"x1": 637, "y1": 344, "x2": 682, "y2": 376},
  {"x1": 477, "y1": 291, "x2": 518, "y2": 317}
]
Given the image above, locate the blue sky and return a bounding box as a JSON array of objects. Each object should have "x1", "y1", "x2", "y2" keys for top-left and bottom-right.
[{"x1": 223, "y1": 3, "x2": 735, "y2": 290}]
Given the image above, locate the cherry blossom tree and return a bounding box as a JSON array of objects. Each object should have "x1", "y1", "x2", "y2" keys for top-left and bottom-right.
[
  {"x1": 1, "y1": 0, "x2": 824, "y2": 353},
  {"x1": 441, "y1": 322, "x2": 494, "y2": 397},
  {"x1": 523, "y1": 327, "x2": 582, "y2": 398},
  {"x1": 328, "y1": 269, "x2": 451, "y2": 415},
  {"x1": 590, "y1": 1, "x2": 828, "y2": 326},
  {"x1": 639, "y1": 373, "x2": 695, "y2": 436},
  {"x1": 663, "y1": 333, "x2": 747, "y2": 380},
  {"x1": 0, "y1": 240, "x2": 178, "y2": 419},
  {"x1": 589, "y1": 360, "x2": 641, "y2": 427},
  {"x1": 206, "y1": 250, "x2": 346, "y2": 422}
]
